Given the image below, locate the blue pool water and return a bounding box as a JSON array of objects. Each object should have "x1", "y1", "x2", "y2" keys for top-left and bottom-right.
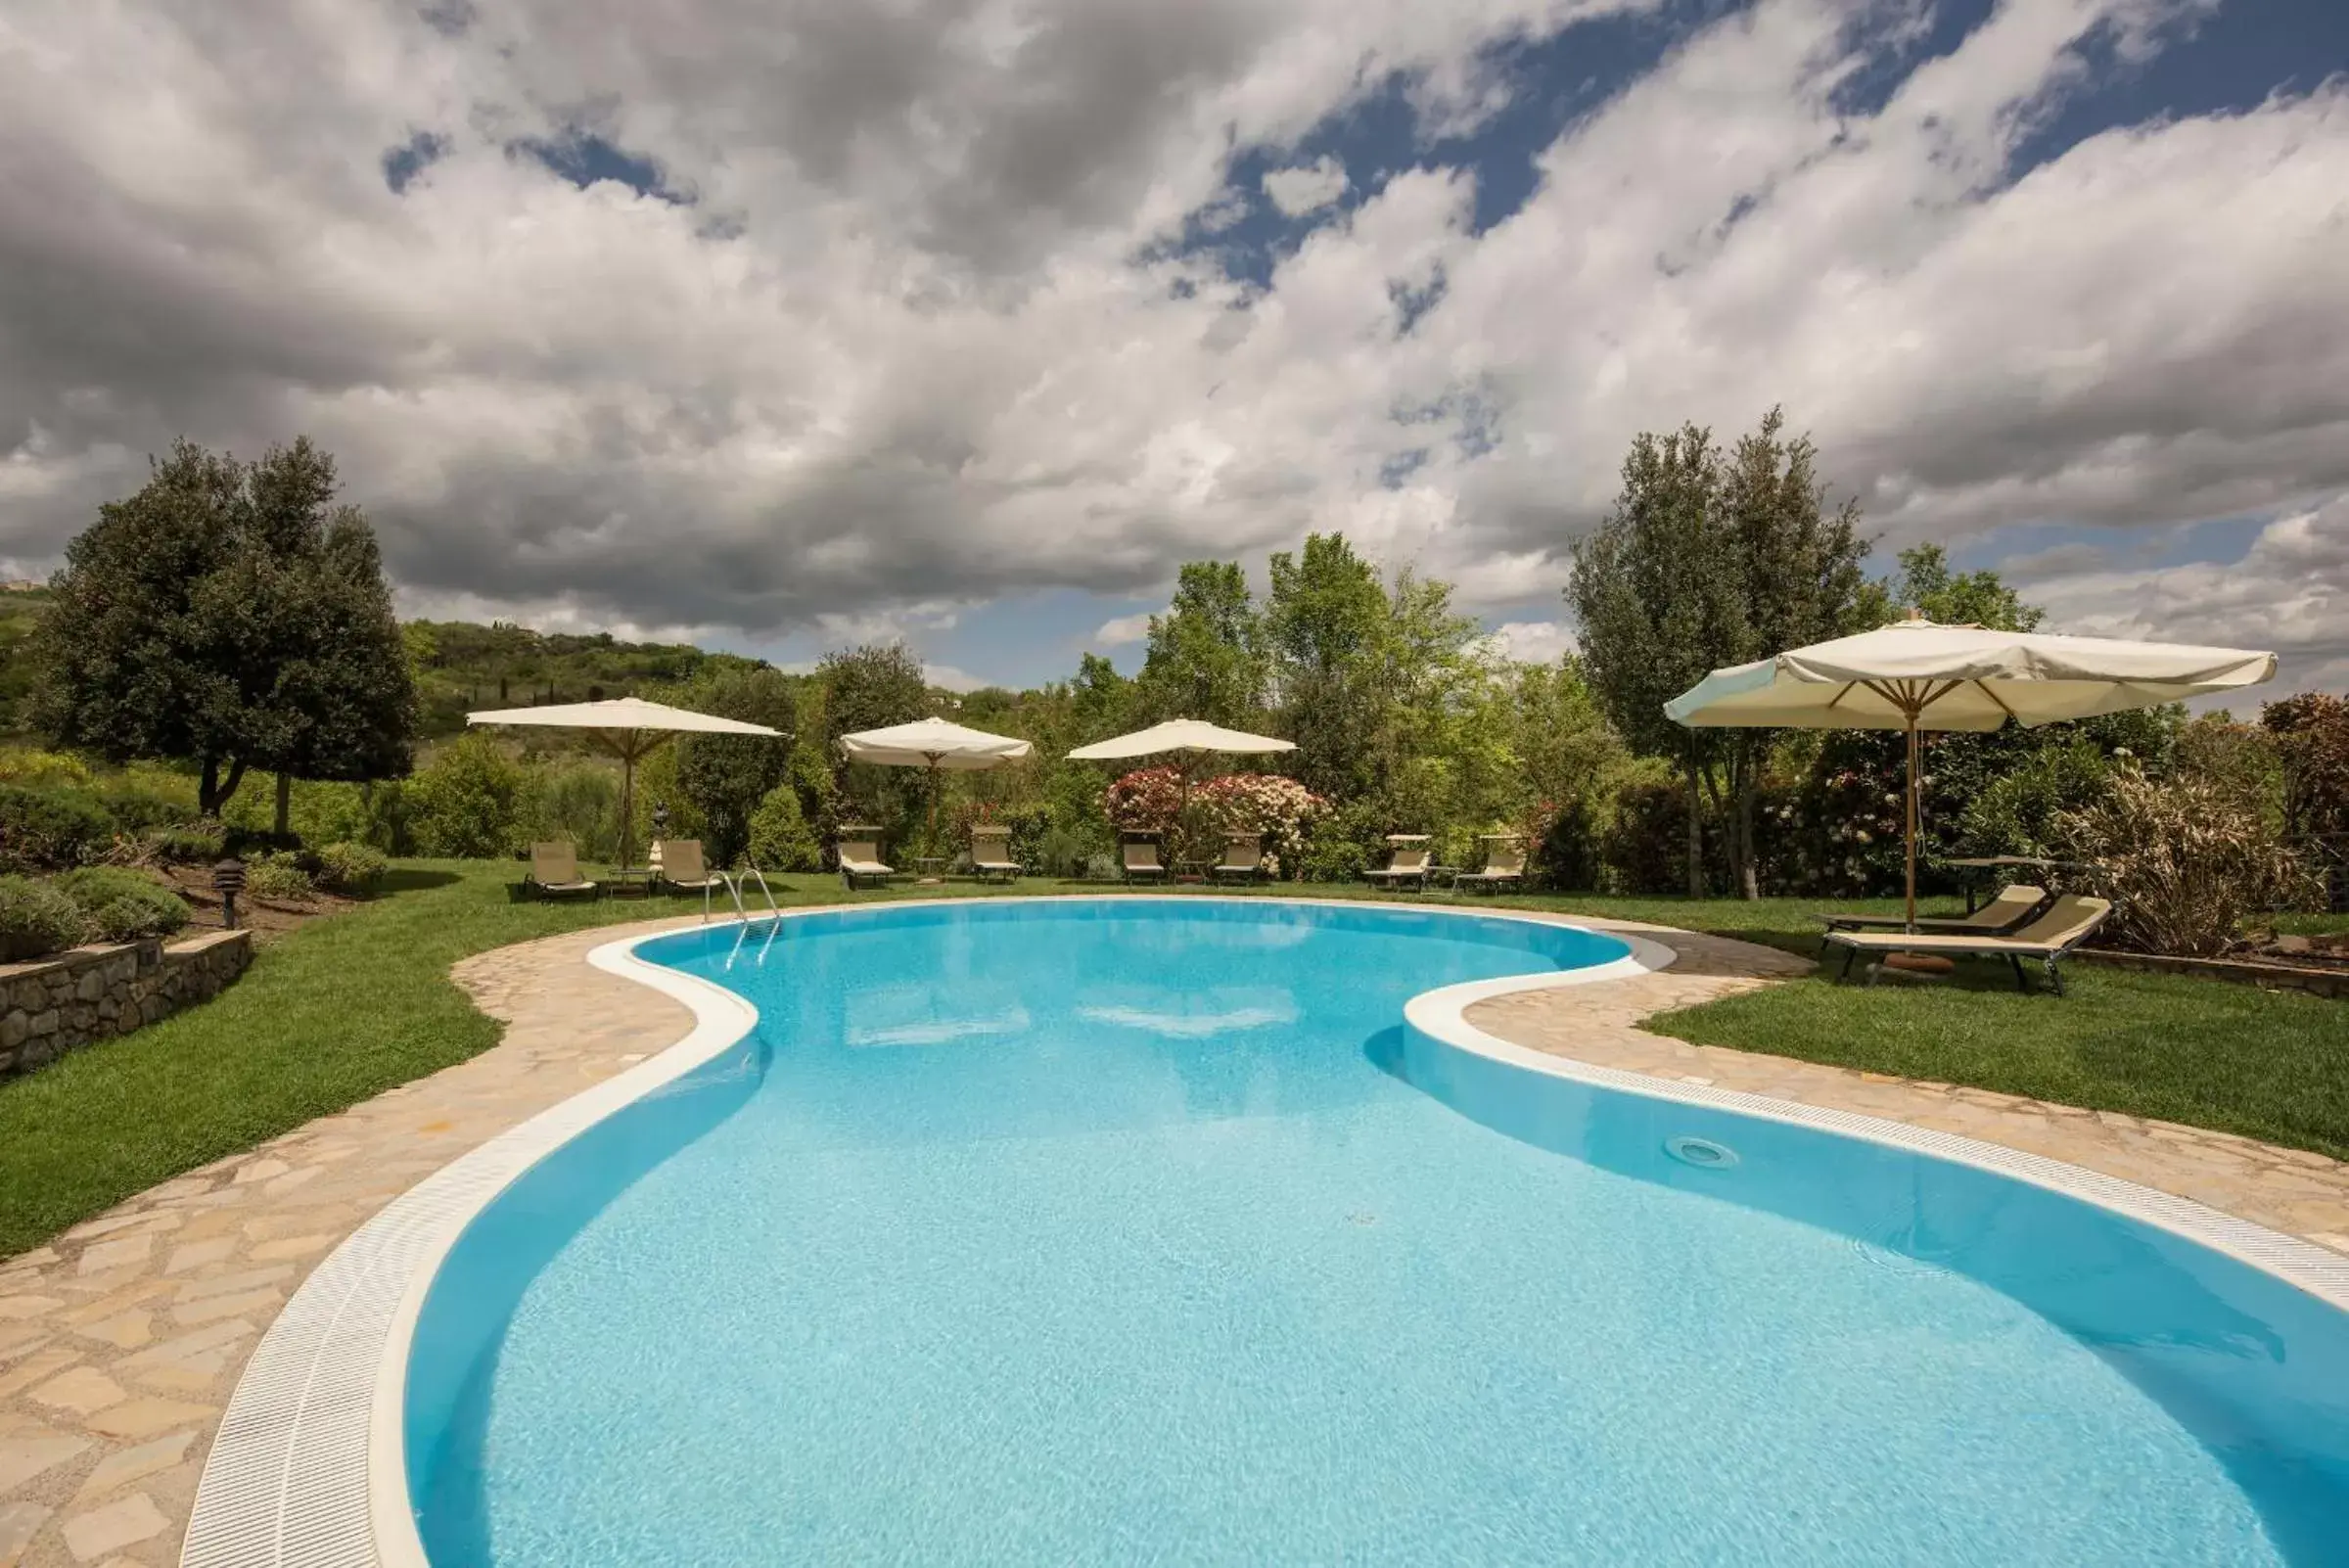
[{"x1": 407, "y1": 899, "x2": 2349, "y2": 1565}]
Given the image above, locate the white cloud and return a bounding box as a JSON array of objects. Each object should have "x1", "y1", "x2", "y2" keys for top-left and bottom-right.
[
  {"x1": 924, "y1": 662, "x2": 992, "y2": 693},
  {"x1": 0, "y1": 0, "x2": 2339, "y2": 679},
  {"x1": 1482, "y1": 619, "x2": 1578, "y2": 665},
  {"x1": 1092, "y1": 610, "x2": 1161, "y2": 646},
  {"x1": 1262, "y1": 155, "x2": 1350, "y2": 216}
]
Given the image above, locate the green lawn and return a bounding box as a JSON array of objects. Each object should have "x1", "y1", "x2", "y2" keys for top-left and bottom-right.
[{"x1": 2, "y1": 864, "x2": 2343, "y2": 1259}]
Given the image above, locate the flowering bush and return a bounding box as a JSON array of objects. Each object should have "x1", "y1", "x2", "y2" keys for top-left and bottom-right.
[
  {"x1": 2056, "y1": 767, "x2": 2316, "y2": 955},
  {"x1": 1103, "y1": 767, "x2": 1186, "y2": 835},
  {"x1": 1195, "y1": 773, "x2": 1328, "y2": 876}
]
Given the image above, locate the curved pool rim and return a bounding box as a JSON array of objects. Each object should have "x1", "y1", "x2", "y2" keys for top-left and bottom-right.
[{"x1": 178, "y1": 896, "x2": 2349, "y2": 1568}]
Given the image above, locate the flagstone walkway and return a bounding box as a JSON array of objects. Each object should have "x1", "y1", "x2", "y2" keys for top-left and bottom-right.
[{"x1": 0, "y1": 907, "x2": 2343, "y2": 1567}]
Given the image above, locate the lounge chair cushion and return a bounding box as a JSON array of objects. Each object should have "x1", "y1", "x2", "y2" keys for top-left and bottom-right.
[
  {"x1": 1825, "y1": 886, "x2": 2046, "y2": 934},
  {"x1": 1825, "y1": 896, "x2": 2111, "y2": 957}
]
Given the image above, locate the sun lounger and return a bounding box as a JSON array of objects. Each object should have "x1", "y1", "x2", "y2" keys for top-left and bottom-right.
[
  {"x1": 1362, "y1": 835, "x2": 1430, "y2": 892},
  {"x1": 1209, "y1": 832, "x2": 1266, "y2": 886},
  {"x1": 1455, "y1": 835, "x2": 1526, "y2": 894},
  {"x1": 970, "y1": 825, "x2": 1021, "y2": 884},
  {"x1": 1822, "y1": 895, "x2": 2113, "y2": 995},
  {"x1": 837, "y1": 826, "x2": 894, "y2": 890},
  {"x1": 1121, "y1": 835, "x2": 1169, "y2": 884},
  {"x1": 1818, "y1": 884, "x2": 2048, "y2": 952},
  {"x1": 526, "y1": 841, "x2": 599, "y2": 900},
  {"x1": 655, "y1": 839, "x2": 727, "y2": 896}
]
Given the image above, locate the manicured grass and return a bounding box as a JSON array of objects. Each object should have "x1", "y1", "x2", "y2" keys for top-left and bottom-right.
[{"x1": 3, "y1": 865, "x2": 2344, "y2": 1258}]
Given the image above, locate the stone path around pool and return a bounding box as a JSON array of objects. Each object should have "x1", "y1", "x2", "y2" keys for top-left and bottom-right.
[{"x1": 0, "y1": 906, "x2": 2345, "y2": 1568}]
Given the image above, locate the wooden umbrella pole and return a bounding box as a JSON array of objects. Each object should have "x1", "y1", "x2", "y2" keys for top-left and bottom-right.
[{"x1": 1904, "y1": 712, "x2": 1920, "y2": 933}]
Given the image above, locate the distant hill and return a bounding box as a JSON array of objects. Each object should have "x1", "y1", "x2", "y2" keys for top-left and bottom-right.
[{"x1": 0, "y1": 594, "x2": 775, "y2": 741}]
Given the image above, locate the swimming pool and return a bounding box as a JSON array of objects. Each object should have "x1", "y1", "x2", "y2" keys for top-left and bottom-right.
[{"x1": 397, "y1": 899, "x2": 2349, "y2": 1565}]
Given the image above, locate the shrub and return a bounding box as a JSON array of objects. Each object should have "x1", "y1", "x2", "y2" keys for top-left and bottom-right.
[
  {"x1": 0, "y1": 750, "x2": 94, "y2": 789},
  {"x1": 1298, "y1": 799, "x2": 1383, "y2": 884},
  {"x1": 1032, "y1": 825, "x2": 1095, "y2": 879},
  {"x1": 0, "y1": 875, "x2": 88, "y2": 961},
  {"x1": 1957, "y1": 740, "x2": 2112, "y2": 861},
  {"x1": 747, "y1": 784, "x2": 821, "y2": 871},
  {"x1": 527, "y1": 763, "x2": 620, "y2": 863},
  {"x1": 142, "y1": 820, "x2": 227, "y2": 865},
  {"x1": 1194, "y1": 773, "x2": 1327, "y2": 877},
  {"x1": 2055, "y1": 768, "x2": 2317, "y2": 956},
  {"x1": 408, "y1": 735, "x2": 527, "y2": 858},
  {"x1": 0, "y1": 784, "x2": 118, "y2": 873},
  {"x1": 314, "y1": 841, "x2": 389, "y2": 893},
  {"x1": 245, "y1": 853, "x2": 317, "y2": 901},
  {"x1": 1103, "y1": 768, "x2": 1185, "y2": 836},
  {"x1": 53, "y1": 867, "x2": 191, "y2": 942},
  {"x1": 1526, "y1": 795, "x2": 1602, "y2": 892}
]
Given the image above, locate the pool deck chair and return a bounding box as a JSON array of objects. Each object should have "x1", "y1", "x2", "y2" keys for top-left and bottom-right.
[
  {"x1": 970, "y1": 825, "x2": 1022, "y2": 884},
  {"x1": 1817, "y1": 884, "x2": 2048, "y2": 953},
  {"x1": 837, "y1": 826, "x2": 895, "y2": 891},
  {"x1": 1822, "y1": 895, "x2": 2112, "y2": 995},
  {"x1": 1210, "y1": 832, "x2": 1267, "y2": 886},
  {"x1": 655, "y1": 839, "x2": 727, "y2": 897},
  {"x1": 526, "y1": 841, "x2": 599, "y2": 900},
  {"x1": 1362, "y1": 834, "x2": 1431, "y2": 892},
  {"x1": 1455, "y1": 834, "x2": 1526, "y2": 895},
  {"x1": 1121, "y1": 833, "x2": 1170, "y2": 885}
]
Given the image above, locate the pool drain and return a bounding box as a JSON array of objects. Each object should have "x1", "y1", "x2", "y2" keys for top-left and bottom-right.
[{"x1": 1664, "y1": 1135, "x2": 1738, "y2": 1170}]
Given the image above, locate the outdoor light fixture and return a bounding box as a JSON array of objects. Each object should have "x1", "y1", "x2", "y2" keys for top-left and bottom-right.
[{"x1": 211, "y1": 856, "x2": 246, "y2": 930}]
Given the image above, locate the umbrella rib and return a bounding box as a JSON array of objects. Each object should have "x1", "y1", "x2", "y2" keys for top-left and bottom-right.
[
  {"x1": 1825, "y1": 681, "x2": 1858, "y2": 711},
  {"x1": 1972, "y1": 679, "x2": 2019, "y2": 721}
]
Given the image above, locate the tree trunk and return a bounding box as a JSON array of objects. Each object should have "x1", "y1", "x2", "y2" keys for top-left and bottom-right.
[
  {"x1": 197, "y1": 757, "x2": 249, "y2": 817},
  {"x1": 1682, "y1": 745, "x2": 1706, "y2": 899},
  {"x1": 274, "y1": 771, "x2": 293, "y2": 837},
  {"x1": 1735, "y1": 735, "x2": 1761, "y2": 900}
]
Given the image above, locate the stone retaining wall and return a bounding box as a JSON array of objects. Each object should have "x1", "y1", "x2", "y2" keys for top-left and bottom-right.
[
  {"x1": 2077, "y1": 946, "x2": 2348, "y2": 999},
  {"x1": 0, "y1": 928, "x2": 253, "y2": 1075}
]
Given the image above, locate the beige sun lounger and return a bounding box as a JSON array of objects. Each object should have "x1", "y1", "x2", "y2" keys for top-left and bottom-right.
[
  {"x1": 1121, "y1": 836, "x2": 1169, "y2": 884},
  {"x1": 1819, "y1": 885, "x2": 2048, "y2": 951},
  {"x1": 526, "y1": 841, "x2": 599, "y2": 900},
  {"x1": 1823, "y1": 895, "x2": 2112, "y2": 995},
  {"x1": 837, "y1": 827, "x2": 894, "y2": 891},
  {"x1": 1209, "y1": 832, "x2": 1266, "y2": 886},
  {"x1": 1362, "y1": 836, "x2": 1431, "y2": 891},
  {"x1": 970, "y1": 825, "x2": 1021, "y2": 884},
  {"x1": 655, "y1": 839, "x2": 727, "y2": 895},
  {"x1": 1455, "y1": 835, "x2": 1526, "y2": 894}
]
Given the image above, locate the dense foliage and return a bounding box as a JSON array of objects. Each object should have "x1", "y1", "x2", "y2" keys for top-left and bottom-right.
[
  {"x1": 53, "y1": 867, "x2": 192, "y2": 943},
  {"x1": 30, "y1": 438, "x2": 418, "y2": 816}
]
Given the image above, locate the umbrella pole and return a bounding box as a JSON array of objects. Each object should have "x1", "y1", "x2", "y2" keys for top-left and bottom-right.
[
  {"x1": 1904, "y1": 710, "x2": 1919, "y2": 934},
  {"x1": 620, "y1": 743, "x2": 637, "y2": 872}
]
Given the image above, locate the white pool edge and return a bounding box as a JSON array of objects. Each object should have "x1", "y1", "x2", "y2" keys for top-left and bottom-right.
[{"x1": 177, "y1": 896, "x2": 2349, "y2": 1568}]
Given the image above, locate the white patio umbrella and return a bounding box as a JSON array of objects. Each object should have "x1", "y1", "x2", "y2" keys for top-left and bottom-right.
[
  {"x1": 1065, "y1": 718, "x2": 1296, "y2": 762},
  {"x1": 467, "y1": 697, "x2": 784, "y2": 869},
  {"x1": 840, "y1": 715, "x2": 1034, "y2": 845},
  {"x1": 1665, "y1": 615, "x2": 2277, "y2": 929},
  {"x1": 1067, "y1": 719, "x2": 1295, "y2": 858}
]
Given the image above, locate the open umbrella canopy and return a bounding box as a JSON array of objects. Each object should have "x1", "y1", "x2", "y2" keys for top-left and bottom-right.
[
  {"x1": 466, "y1": 697, "x2": 784, "y2": 741},
  {"x1": 840, "y1": 716, "x2": 1034, "y2": 770},
  {"x1": 467, "y1": 698, "x2": 784, "y2": 868},
  {"x1": 1665, "y1": 615, "x2": 2277, "y2": 931},
  {"x1": 1066, "y1": 718, "x2": 1296, "y2": 761},
  {"x1": 1664, "y1": 618, "x2": 2277, "y2": 730}
]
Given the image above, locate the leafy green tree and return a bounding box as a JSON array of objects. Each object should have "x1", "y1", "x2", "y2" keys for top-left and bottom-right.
[
  {"x1": 32, "y1": 438, "x2": 419, "y2": 819},
  {"x1": 817, "y1": 640, "x2": 930, "y2": 844},
  {"x1": 1888, "y1": 543, "x2": 2043, "y2": 630},
  {"x1": 407, "y1": 733, "x2": 528, "y2": 857},
  {"x1": 1266, "y1": 533, "x2": 1388, "y2": 799},
  {"x1": 1567, "y1": 424, "x2": 1741, "y2": 895},
  {"x1": 1711, "y1": 407, "x2": 1874, "y2": 896},
  {"x1": 675, "y1": 667, "x2": 797, "y2": 866},
  {"x1": 1135, "y1": 562, "x2": 1267, "y2": 726},
  {"x1": 748, "y1": 782, "x2": 822, "y2": 870}
]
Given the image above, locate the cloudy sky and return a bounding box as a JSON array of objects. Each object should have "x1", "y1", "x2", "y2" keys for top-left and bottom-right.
[{"x1": 1, "y1": 0, "x2": 2343, "y2": 692}]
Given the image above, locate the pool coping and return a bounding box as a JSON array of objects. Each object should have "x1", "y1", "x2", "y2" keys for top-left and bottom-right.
[{"x1": 177, "y1": 896, "x2": 2349, "y2": 1568}]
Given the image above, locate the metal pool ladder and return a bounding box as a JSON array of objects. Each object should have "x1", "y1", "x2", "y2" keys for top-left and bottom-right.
[{"x1": 713, "y1": 860, "x2": 786, "y2": 970}]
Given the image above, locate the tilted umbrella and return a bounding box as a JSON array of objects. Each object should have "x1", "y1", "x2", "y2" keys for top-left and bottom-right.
[
  {"x1": 467, "y1": 697, "x2": 784, "y2": 870},
  {"x1": 1068, "y1": 719, "x2": 1296, "y2": 860},
  {"x1": 840, "y1": 715, "x2": 1034, "y2": 848},
  {"x1": 1664, "y1": 614, "x2": 2276, "y2": 930}
]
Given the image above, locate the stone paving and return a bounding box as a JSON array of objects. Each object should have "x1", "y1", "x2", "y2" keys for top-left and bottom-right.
[
  {"x1": 1468, "y1": 919, "x2": 2349, "y2": 1257},
  {"x1": 1, "y1": 905, "x2": 2344, "y2": 1566}
]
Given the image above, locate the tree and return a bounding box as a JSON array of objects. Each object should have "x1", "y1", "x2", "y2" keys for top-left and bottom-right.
[
  {"x1": 1266, "y1": 533, "x2": 1387, "y2": 799},
  {"x1": 1134, "y1": 562, "x2": 1267, "y2": 726},
  {"x1": 1567, "y1": 425, "x2": 1741, "y2": 896},
  {"x1": 675, "y1": 666, "x2": 798, "y2": 865},
  {"x1": 31, "y1": 438, "x2": 419, "y2": 819},
  {"x1": 818, "y1": 641, "x2": 929, "y2": 840},
  {"x1": 1888, "y1": 543, "x2": 2043, "y2": 630},
  {"x1": 1710, "y1": 407, "x2": 1874, "y2": 896}
]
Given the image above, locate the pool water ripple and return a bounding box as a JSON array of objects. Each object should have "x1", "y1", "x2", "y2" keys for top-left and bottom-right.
[{"x1": 402, "y1": 900, "x2": 2349, "y2": 1566}]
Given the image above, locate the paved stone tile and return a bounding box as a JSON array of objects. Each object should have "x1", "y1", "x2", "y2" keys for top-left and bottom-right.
[
  {"x1": 56, "y1": 1493, "x2": 163, "y2": 1562},
  {"x1": 0, "y1": 1500, "x2": 53, "y2": 1567},
  {"x1": 69, "y1": 1432, "x2": 194, "y2": 1506},
  {"x1": 0, "y1": 1429, "x2": 90, "y2": 1497},
  {"x1": 23, "y1": 1372, "x2": 121, "y2": 1421}
]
